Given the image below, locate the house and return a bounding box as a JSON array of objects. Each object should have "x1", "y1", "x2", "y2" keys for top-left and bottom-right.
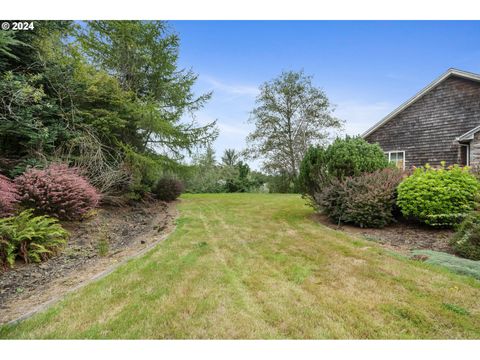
[{"x1": 363, "y1": 68, "x2": 480, "y2": 169}]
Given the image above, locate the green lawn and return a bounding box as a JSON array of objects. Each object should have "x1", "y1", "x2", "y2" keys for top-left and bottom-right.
[{"x1": 1, "y1": 193, "x2": 480, "y2": 339}]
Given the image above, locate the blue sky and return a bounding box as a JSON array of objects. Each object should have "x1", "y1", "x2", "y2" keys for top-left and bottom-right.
[{"x1": 170, "y1": 21, "x2": 480, "y2": 164}]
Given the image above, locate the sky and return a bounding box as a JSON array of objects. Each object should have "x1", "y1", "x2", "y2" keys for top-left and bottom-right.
[{"x1": 170, "y1": 21, "x2": 480, "y2": 166}]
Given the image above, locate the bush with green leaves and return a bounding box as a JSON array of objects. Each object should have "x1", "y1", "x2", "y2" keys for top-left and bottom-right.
[
  {"x1": 299, "y1": 137, "x2": 390, "y2": 202},
  {"x1": 396, "y1": 164, "x2": 480, "y2": 227},
  {"x1": 316, "y1": 168, "x2": 403, "y2": 228},
  {"x1": 152, "y1": 177, "x2": 185, "y2": 201},
  {"x1": 325, "y1": 136, "x2": 390, "y2": 179},
  {"x1": 450, "y1": 211, "x2": 480, "y2": 260},
  {"x1": 0, "y1": 209, "x2": 69, "y2": 269},
  {"x1": 298, "y1": 146, "x2": 329, "y2": 197}
]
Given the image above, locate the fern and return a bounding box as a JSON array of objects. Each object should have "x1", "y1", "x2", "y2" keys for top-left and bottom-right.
[{"x1": 0, "y1": 209, "x2": 69, "y2": 268}]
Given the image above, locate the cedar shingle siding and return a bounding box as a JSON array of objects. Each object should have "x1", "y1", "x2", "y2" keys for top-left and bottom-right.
[{"x1": 364, "y1": 75, "x2": 480, "y2": 168}]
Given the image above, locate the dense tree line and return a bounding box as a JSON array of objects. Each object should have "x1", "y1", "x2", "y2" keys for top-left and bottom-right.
[{"x1": 0, "y1": 21, "x2": 218, "y2": 196}]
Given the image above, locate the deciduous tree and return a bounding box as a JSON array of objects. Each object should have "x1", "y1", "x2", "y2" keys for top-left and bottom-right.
[{"x1": 246, "y1": 70, "x2": 343, "y2": 179}]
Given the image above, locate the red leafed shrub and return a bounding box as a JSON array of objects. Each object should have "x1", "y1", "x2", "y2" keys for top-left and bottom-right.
[
  {"x1": 15, "y1": 164, "x2": 101, "y2": 220},
  {"x1": 0, "y1": 174, "x2": 18, "y2": 217},
  {"x1": 315, "y1": 168, "x2": 404, "y2": 228}
]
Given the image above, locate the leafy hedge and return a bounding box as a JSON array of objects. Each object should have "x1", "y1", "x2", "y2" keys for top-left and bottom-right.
[
  {"x1": 15, "y1": 164, "x2": 101, "y2": 220},
  {"x1": 316, "y1": 168, "x2": 403, "y2": 228},
  {"x1": 397, "y1": 164, "x2": 480, "y2": 226},
  {"x1": 0, "y1": 174, "x2": 18, "y2": 217},
  {"x1": 0, "y1": 209, "x2": 69, "y2": 268}
]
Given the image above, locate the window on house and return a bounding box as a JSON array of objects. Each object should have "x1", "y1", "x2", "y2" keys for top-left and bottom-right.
[{"x1": 386, "y1": 151, "x2": 405, "y2": 170}]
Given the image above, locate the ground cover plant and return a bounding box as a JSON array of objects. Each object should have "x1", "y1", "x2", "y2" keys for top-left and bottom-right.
[
  {"x1": 411, "y1": 249, "x2": 480, "y2": 280},
  {"x1": 1, "y1": 194, "x2": 480, "y2": 339},
  {"x1": 397, "y1": 164, "x2": 480, "y2": 226},
  {"x1": 0, "y1": 209, "x2": 69, "y2": 268}
]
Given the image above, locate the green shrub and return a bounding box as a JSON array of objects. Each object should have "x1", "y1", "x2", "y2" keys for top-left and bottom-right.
[
  {"x1": 298, "y1": 146, "x2": 329, "y2": 197},
  {"x1": 325, "y1": 136, "x2": 390, "y2": 179},
  {"x1": 298, "y1": 137, "x2": 390, "y2": 204},
  {"x1": 316, "y1": 168, "x2": 403, "y2": 228},
  {"x1": 152, "y1": 177, "x2": 184, "y2": 201},
  {"x1": 397, "y1": 164, "x2": 480, "y2": 227},
  {"x1": 450, "y1": 211, "x2": 480, "y2": 260},
  {"x1": 0, "y1": 209, "x2": 69, "y2": 268}
]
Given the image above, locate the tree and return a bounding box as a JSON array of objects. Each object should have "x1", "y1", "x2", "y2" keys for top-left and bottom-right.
[
  {"x1": 0, "y1": 21, "x2": 218, "y2": 196},
  {"x1": 77, "y1": 21, "x2": 218, "y2": 158},
  {"x1": 246, "y1": 70, "x2": 343, "y2": 179},
  {"x1": 221, "y1": 148, "x2": 240, "y2": 166}
]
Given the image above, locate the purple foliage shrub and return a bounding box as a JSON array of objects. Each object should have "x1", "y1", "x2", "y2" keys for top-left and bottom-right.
[
  {"x1": 0, "y1": 174, "x2": 18, "y2": 217},
  {"x1": 316, "y1": 168, "x2": 404, "y2": 228},
  {"x1": 15, "y1": 164, "x2": 101, "y2": 220}
]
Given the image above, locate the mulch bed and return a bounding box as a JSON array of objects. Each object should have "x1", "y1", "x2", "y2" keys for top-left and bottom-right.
[
  {"x1": 312, "y1": 213, "x2": 454, "y2": 254},
  {"x1": 0, "y1": 199, "x2": 177, "y2": 323}
]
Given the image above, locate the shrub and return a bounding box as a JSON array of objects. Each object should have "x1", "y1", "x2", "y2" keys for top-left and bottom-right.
[
  {"x1": 299, "y1": 137, "x2": 391, "y2": 205},
  {"x1": 396, "y1": 164, "x2": 480, "y2": 226},
  {"x1": 0, "y1": 209, "x2": 69, "y2": 268},
  {"x1": 325, "y1": 136, "x2": 390, "y2": 179},
  {"x1": 152, "y1": 177, "x2": 184, "y2": 201},
  {"x1": 450, "y1": 212, "x2": 480, "y2": 260},
  {"x1": 298, "y1": 146, "x2": 329, "y2": 197},
  {"x1": 15, "y1": 164, "x2": 101, "y2": 220},
  {"x1": 316, "y1": 168, "x2": 403, "y2": 228},
  {"x1": 0, "y1": 174, "x2": 18, "y2": 217}
]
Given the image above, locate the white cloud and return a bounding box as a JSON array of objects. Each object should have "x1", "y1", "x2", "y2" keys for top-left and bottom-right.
[
  {"x1": 201, "y1": 75, "x2": 259, "y2": 97},
  {"x1": 334, "y1": 100, "x2": 394, "y2": 136}
]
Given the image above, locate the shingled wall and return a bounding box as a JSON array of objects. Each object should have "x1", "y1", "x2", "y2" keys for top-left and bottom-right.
[{"x1": 365, "y1": 76, "x2": 480, "y2": 168}]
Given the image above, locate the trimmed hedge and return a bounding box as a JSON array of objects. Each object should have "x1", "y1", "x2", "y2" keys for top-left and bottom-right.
[{"x1": 397, "y1": 164, "x2": 480, "y2": 227}]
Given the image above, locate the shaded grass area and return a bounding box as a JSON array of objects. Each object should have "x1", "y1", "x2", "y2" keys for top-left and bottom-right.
[
  {"x1": 412, "y1": 249, "x2": 480, "y2": 280},
  {"x1": 1, "y1": 193, "x2": 480, "y2": 339}
]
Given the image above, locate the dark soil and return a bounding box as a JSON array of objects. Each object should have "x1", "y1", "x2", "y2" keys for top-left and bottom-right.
[
  {"x1": 312, "y1": 213, "x2": 454, "y2": 254},
  {"x1": 0, "y1": 200, "x2": 177, "y2": 324}
]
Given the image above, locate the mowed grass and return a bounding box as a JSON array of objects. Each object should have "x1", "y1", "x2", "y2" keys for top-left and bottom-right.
[{"x1": 1, "y1": 193, "x2": 480, "y2": 339}]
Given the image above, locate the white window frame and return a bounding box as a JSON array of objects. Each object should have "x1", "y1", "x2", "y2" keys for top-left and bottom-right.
[
  {"x1": 460, "y1": 144, "x2": 470, "y2": 166},
  {"x1": 386, "y1": 150, "x2": 406, "y2": 170}
]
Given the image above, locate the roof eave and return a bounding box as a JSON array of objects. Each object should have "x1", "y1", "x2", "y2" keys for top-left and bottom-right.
[{"x1": 362, "y1": 68, "x2": 480, "y2": 139}]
